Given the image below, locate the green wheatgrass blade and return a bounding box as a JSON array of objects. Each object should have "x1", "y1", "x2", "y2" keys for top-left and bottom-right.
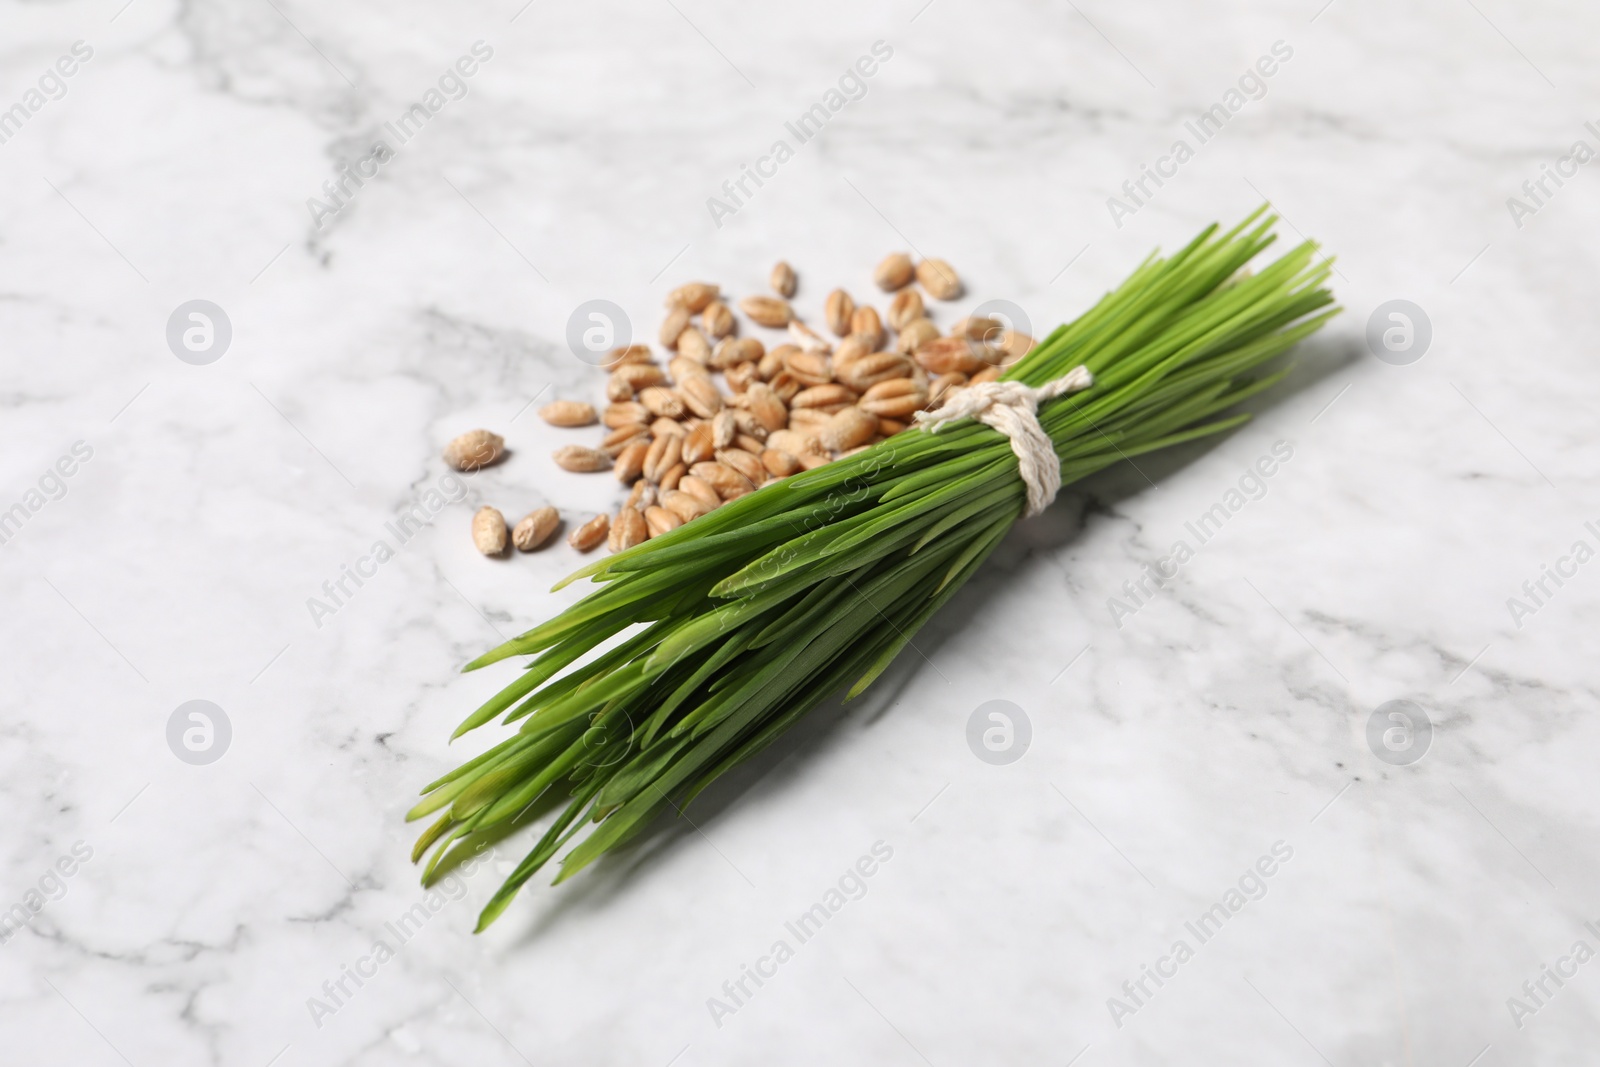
[
  {"x1": 712, "y1": 481, "x2": 959, "y2": 601},
  {"x1": 850, "y1": 514, "x2": 1019, "y2": 700},
  {"x1": 935, "y1": 505, "x2": 1021, "y2": 594},
  {"x1": 878, "y1": 444, "x2": 1007, "y2": 504},
  {"x1": 451, "y1": 612, "x2": 637, "y2": 736},
  {"x1": 686, "y1": 541, "x2": 971, "y2": 750},
  {"x1": 912, "y1": 475, "x2": 1022, "y2": 553},
  {"x1": 410, "y1": 811, "x2": 457, "y2": 863},
  {"x1": 430, "y1": 720, "x2": 597, "y2": 867},
  {"x1": 447, "y1": 726, "x2": 588, "y2": 822},
  {"x1": 640, "y1": 627, "x2": 757, "y2": 746},
  {"x1": 414, "y1": 731, "x2": 528, "y2": 802},
  {"x1": 413, "y1": 209, "x2": 1340, "y2": 930},
  {"x1": 703, "y1": 513, "x2": 871, "y2": 599},
  {"x1": 470, "y1": 776, "x2": 608, "y2": 927},
  {"x1": 667, "y1": 543, "x2": 965, "y2": 753},
  {"x1": 594, "y1": 736, "x2": 698, "y2": 820},
  {"x1": 408, "y1": 732, "x2": 544, "y2": 821},
  {"x1": 570, "y1": 449, "x2": 942, "y2": 583},
  {"x1": 748, "y1": 573, "x2": 858, "y2": 650},
  {"x1": 680, "y1": 607, "x2": 923, "y2": 806},
  {"x1": 648, "y1": 567, "x2": 823, "y2": 668},
  {"x1": 502, "y1": 659, "x2": 651, "y2": 741},
  {"x1": 822, "y1": 459, "x2": 1004, "y2": 557},
  {"x1": 496, "y1": 615, "x2": 686, "y2": 730},
  {"x1": 467, "y1": 566, "x2": 708, "y2": 671}
]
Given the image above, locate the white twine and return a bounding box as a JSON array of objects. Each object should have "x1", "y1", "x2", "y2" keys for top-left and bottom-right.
[{"x1": 912, "y1": 365, "x2": 1094, "y2": 518}]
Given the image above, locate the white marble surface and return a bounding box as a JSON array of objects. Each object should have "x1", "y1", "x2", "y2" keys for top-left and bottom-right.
[{"x1": 3, "y1": 0, "x2": 1599, "y2": 1064}]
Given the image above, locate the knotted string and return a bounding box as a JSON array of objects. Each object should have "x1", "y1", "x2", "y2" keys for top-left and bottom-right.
[{"x1": 912, "y1": 365, "x2": 1094, "y2": 518}]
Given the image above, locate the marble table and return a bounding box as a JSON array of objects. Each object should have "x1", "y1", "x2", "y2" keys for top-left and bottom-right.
[{"x1": 2, "y1": 0, "x2": 1597, "y2": 1064}]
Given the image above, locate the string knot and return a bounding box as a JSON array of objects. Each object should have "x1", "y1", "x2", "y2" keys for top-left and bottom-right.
[{"x1": 912, "y1": 365, "x2": 1094, "y2": 518}]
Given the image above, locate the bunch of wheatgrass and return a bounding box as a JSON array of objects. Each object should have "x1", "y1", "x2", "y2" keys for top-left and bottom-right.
[{"x1": 410, "y1": 208, "x2": 1337, "y2": 930}]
